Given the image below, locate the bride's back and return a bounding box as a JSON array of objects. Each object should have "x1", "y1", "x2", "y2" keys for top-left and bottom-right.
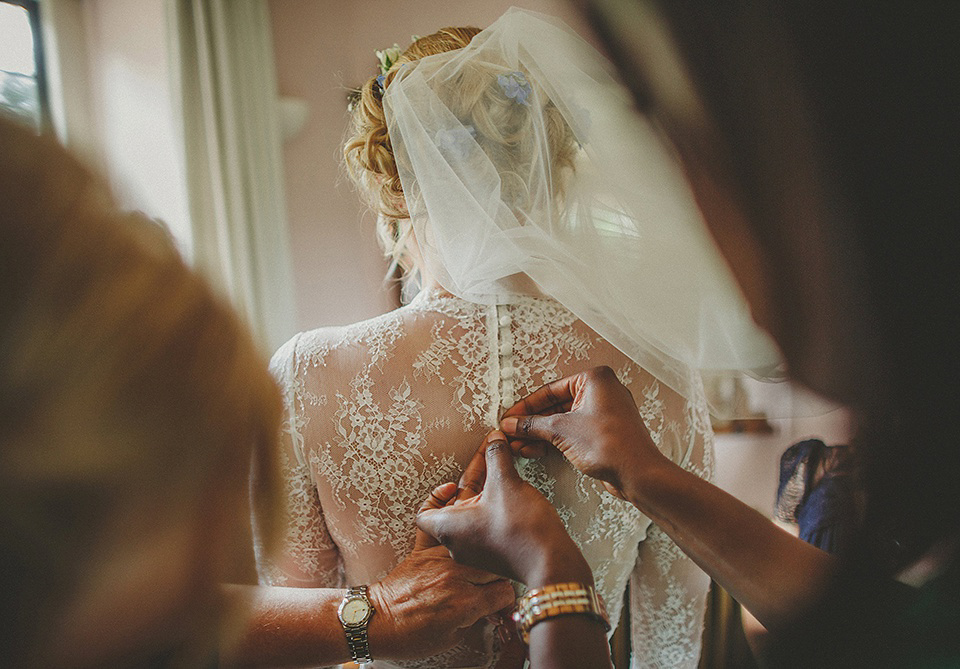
[{"x1": 265, "y1": 289, "x2": 713, "y2": 668}]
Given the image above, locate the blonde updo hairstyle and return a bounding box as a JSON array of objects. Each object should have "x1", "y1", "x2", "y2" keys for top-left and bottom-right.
[{"x1": 344, "y1": 26, "x2": 578, "y2": 277}]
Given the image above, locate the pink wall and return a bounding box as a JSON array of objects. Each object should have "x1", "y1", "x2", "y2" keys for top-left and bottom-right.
[{"x1": 268, "y1": 0, "x2": 591, "y2": 330}]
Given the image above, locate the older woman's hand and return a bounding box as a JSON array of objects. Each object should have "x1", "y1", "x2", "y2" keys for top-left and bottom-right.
[
  {"x1": 222, "y1": 488, "x2": 517, "y2": 668},
  {"x1": 499, "y1": 366, "x2": 670, "y2": 500},
  {"x1": 416, "y1": 431, "x2": 591, "y2": 589}
]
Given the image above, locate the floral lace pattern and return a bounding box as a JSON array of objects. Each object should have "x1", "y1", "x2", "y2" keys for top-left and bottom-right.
[
  {"x1": 412, "y1": 297, "x2": 493, "y2": 429},
  {"x1": 258, "y1": 290, "x2": 714, "y2": 668},
  {"x1": 312, "y1": 374, "x2": 462, "y2": 559}
]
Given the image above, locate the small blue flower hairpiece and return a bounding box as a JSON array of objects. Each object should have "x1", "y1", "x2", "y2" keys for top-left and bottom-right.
[
  {"x1": 376, "y1": 73, "x2": 386, "y2": 93},
  {"x1": 435, "y1": 124, "x2": 478, "y2": 161},
  {"x1": 497, "y1": 71, "x2": 532, "y2": 106}
]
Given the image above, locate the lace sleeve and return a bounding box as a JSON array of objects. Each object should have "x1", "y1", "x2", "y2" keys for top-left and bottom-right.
[
  {"x1": 254, "y1": 335, "x2": 343, "y2": 587},
  {"x1": 628, "y1": 380, "x2": 713, "y2": 669}
]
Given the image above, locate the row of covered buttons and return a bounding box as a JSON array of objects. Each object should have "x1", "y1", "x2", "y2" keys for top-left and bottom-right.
[{"x1": 499, "y1": 310, "x2": 515, "y2": 408}]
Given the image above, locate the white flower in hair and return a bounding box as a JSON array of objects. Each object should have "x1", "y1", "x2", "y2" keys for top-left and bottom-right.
[
  {"x1": 375, "y1": 44, "x2": 402, "y2": 75},
  {"x1": 375, "y1": 36, "x2": 419, "y2": 75}
]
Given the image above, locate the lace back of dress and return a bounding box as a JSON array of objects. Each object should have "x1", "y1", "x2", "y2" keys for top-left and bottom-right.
[{"x1": 259, "y1": 292, "x2": 714, "y2": 668}]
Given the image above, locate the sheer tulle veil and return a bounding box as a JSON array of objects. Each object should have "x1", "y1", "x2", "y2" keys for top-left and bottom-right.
[{"x1": 383, "y1": 8, "x2": 783, "y2": 410}]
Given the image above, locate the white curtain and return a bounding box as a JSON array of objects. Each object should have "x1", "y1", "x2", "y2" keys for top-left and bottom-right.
[{"x1": 167, "y1": 0, "x2": 296, "y2": 354}]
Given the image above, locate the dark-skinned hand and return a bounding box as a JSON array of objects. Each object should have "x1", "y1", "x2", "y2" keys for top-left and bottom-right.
[
  {"x1": 416, "y1": 431, "x2": 592, "y2": 590},
  {"x1": 367, "y1": 476, "x2": 517, "y2": 660},
  {"x1": 499, "y1": 365, "x2": 670, "y2": 499}
]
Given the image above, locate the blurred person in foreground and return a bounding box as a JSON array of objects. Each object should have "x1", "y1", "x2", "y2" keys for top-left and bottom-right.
[
  {"x1": 417, "y1": 3, "x2": 960, "y2": 668},
  {"x1": 0, "y1": 115, "x2": 283, "y2": 667},
  {"x1": 0, "y1": 116, "x2": 513, "y2": 668}
]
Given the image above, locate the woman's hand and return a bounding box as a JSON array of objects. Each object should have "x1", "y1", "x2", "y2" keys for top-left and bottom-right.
[
  {"x1": 500, "y1": 365, "x2": 671, "y2": 499},
  {"x1": 419, "y1": 431, "x2": 613, "y2": 669},
  {"x1": 416, "y1": 431, "x2": 591, "y2": 589},
  {"x1": 221, "y1": 485, "x2": 518, "y2": 667},
  {"x1": 368, "y1": 482, "x2": 517, "y2": 660}
]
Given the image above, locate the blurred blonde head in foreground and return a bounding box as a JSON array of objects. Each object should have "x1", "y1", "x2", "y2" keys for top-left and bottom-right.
[{"x1": 0, "y1": 117, "x2": 282, "y2": 668}]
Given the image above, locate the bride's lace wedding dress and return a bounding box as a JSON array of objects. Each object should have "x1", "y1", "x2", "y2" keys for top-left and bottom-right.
[{"x1": 258, "y1": 289, "x2": 713, "y2": 669}]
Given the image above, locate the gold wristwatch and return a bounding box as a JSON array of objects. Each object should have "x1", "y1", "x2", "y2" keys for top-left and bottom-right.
[{"x1": 337, "y1": 585, "x2": 374, "y2": 664}]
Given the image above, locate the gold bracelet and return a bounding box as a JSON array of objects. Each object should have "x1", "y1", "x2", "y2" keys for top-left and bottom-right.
[{"x1": 511, "y1": 582, "x2": 610, "y2": 644}]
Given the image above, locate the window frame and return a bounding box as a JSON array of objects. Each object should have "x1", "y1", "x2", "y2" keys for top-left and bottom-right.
[{"x1": 1, "y1": 0, "x2": 51, "y2": 131}]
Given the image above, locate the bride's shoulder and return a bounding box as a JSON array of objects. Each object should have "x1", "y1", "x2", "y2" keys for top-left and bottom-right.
[{"x1": 269, "y1": 303, "x2": 437, "y2": 374}]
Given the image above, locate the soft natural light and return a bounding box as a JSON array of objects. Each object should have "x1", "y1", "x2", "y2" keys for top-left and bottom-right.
[{"x1": 0, "y1": 3, "x2": 36, "y2": 76}]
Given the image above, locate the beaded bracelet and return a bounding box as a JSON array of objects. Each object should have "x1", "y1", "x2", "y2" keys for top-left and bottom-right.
[{"x1": 512, "y1": 582, "x2": 611, "y2": 644}]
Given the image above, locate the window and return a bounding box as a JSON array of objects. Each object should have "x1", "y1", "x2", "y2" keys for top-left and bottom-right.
[{"x1": 0, "y1": 0, "x2": 49, "y2": 131}]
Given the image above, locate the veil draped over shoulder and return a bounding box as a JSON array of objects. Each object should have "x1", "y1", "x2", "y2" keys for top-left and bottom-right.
[{"x1": 383, "y1": 7, "x2": 783, "y2": 410}]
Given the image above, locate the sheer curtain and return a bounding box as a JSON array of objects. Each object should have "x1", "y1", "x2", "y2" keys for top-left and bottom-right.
[{"x1": 167, "y1": 0, "x2": 296, "y2": 353}]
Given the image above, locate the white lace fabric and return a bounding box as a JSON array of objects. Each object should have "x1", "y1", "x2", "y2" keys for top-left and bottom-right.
[{"x1": 255, "y1": 290, "x2": 713, "y2": 668}]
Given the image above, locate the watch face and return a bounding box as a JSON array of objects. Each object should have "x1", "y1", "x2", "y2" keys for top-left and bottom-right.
[{"x1": 340, "y1": 597, "x2": 371, "y2": 625}]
